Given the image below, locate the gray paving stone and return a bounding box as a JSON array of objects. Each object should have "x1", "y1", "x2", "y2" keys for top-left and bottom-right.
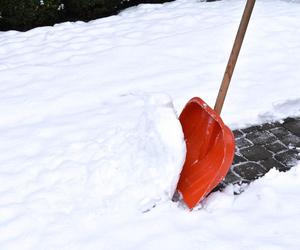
[
  {"x1": 233, "y1": 154, "x2": 247, "y2": 165},
  {"x1": 223, "y1": 170, "x2": 242, "y2": 184},
  {"x1": 233, "y1": 130, "x2": 244, "y2": 138},
  {"x1": 235, "y1": 137, "x2": 253, "y2": 149},
  {"x1": 241, "y1": 125, "x2": 261, "y2": 134},
  {"x1": 246, "y1": 130, "x2": 277, "y2": 145},
  {"x1": 269, "y1": 127, "x2": 288, "y2": 139},
  {"x1": 280, "y1": 133, "x2": 300, "y2": 147},
  {"x1": 233, "y1": 162, "x2": 267, "y2": 181},
  {"x1": 260, "y1": 122, "x2": 282, "y2": 131},
  {"x1": 240, "y1": 145, "x2": 273, "y2": 162},
  {"x1": 265, "y1": 141, "x2": 288, "y2": 154},
  {"x1": 283, "y1": 118, "x2": 300, "y2": 137},
  {"x1": 260, "y1": 158, "x2": 288, "y2": 172},
  {"x1": 275, "y1": 149, "x2": 300, "y2": 167},
  {"x1": 211, "y1": 183, "x2": 226, "y2": 193}
]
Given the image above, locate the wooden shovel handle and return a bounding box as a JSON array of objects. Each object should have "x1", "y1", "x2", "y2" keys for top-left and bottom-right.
[{"x1": 214, "y1": 0, "x2": 256, "y2": 115}]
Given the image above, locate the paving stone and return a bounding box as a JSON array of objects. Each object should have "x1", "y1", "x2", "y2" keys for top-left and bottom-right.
[
  {"x1": 260, "y1": 122, "x2": 282, "y2": 131},
  {"x1": 240, "y1": 145, "x2": 273, "y2": 162},
  {"x1": 233, "y1": 130, "x2": 244, "y2": 138},
  {"x1": 211, "y1": 182, "x2": 226, "y2": 193},
  {"x1": 172, "y1": 191, "x2": 180, "y2": 202},
  {"x1": 282, "y1": 117, "x2": 300, "y2": 136},
  {"x1": 275, "y1": 149, "x2": 299, "y2": 167},
  {"x1": 233, "y1": 162, "x2": 267, "y2": 181},
  {"x1": 235, "y1": 137, "x2": 253, "y2": 149},
  {"x1": 241, "y1": 122, "x2": 281, "y2": 133},
  {"x1": 232, "y1": 154, "x2": 247, "y2": 165},
  {"x1": 265, "y1": 141, "x2": 288, "y2": 154},
  {"x1": 260, "y1": 158, "x2": 288, "y2": 172},
  {"x1": 223, "y1": 170, "x2": 243, "y2": 184},
  {"x1": 269, "y1": 127, "x2": 289, "y2": 139},
  {"x1": 280, "y1": 133, "x2": 300, "y2": 147},
  {"x1": 241, "y1": 125, "x2": 262, "y2": 134},
  {"x1": 245, "y1": 130, "x2": 277, "y2": 145}
]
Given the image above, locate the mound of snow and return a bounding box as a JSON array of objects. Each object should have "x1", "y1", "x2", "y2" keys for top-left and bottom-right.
[
  {"x1": 80, "y1": 93, "x2": 187, "y2": 213},
  {"x1": 0, "y1": 93, "x2": 186, "y2": 223}
]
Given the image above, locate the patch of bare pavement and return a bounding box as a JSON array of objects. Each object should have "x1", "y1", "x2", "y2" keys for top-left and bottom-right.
[{"x1": 218, "y1": 117, "x2": 300, "y2": 191}]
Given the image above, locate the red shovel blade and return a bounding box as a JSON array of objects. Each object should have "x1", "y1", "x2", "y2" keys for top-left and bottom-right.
[{"x1": 177, "y1": 97, "x2": 235, "y2": 209}]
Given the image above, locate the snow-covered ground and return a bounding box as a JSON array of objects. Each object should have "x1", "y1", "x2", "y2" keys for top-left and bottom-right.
[{"x1": 0, "y1": 0, "x2": 300, "y2": 249}]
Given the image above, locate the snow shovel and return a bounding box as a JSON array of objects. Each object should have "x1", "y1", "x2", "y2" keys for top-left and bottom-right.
[{"x1": 176, "y1": 0, "x2": 256, "y2": 209}]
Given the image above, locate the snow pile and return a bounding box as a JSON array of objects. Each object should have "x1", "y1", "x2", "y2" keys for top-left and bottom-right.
[
  {"x1": 0, "y1": 93, "x2": 185, "y2": 216},
  {"x1": 0, "y1": 92, "x2": 186, "y2": 248}
]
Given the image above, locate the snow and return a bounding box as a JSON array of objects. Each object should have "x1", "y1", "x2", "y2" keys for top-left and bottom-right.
[
  {"x1": 17, "y1": 163, "x2": 299, "y2": 250},
  {"x1": 0, "y1": 0, "x2": 300, "y2": 249}
]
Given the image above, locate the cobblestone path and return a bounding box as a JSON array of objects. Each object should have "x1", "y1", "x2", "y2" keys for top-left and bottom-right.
[{"x1": 222, "y1": 116, "x2": 300, "y2": 188}]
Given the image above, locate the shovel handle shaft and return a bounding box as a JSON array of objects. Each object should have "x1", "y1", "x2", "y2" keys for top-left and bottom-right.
[{"x1": 214, "y1": 0, "x2": 256, "y2": 115}]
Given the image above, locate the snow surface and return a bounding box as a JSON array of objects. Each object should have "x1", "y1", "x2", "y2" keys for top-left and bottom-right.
[{"x1": 1, "y1": 0, "x2": 300, "y2": 249}]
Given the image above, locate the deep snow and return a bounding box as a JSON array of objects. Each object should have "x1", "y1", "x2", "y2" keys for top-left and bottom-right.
[{"x1": 0, "y1": 0, "x2": 300, "y2": 249}]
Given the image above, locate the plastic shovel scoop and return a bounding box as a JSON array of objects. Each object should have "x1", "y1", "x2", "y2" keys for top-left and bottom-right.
[{"x1": 176, "y1": 0, "x2": 256, "y2": 209}]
